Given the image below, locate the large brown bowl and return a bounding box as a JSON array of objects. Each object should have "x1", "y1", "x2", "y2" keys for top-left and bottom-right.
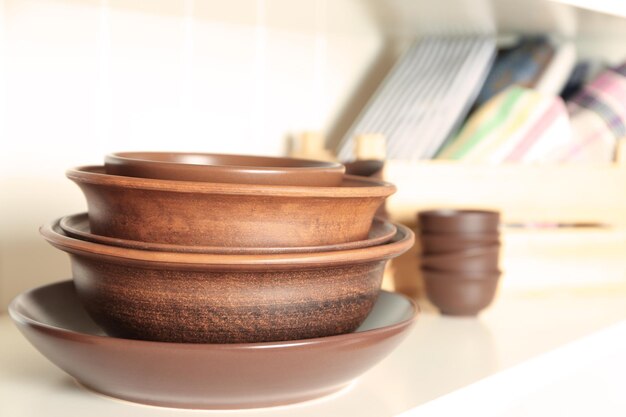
[
  {"x1": 105, "y1": 152, "x2": 345, "y2": 186},
  {"x1": 10, "y1": 281, "x2": 417, "y2": 409},
  {"x1": 67, "y1": 166, "x2": 395, "y2": 247},
  {"x1": 40, "y1": 220, "x2": 414, "y2": 344},
  {"x1": 418, "y1": 209, "x2": 500, "y2": 234},
  {"x1": 419, "y1": 233, "x2": 500, "y2": 255},
  {"x1": 60, "y1": 213, "x2": 397, "y2": 254},
  {"x1": 420, "y1": 245, "x2": 500, "y2": 272},
  {"x1": 423, "y1": 270, "x2": 501, "y2": 316}
]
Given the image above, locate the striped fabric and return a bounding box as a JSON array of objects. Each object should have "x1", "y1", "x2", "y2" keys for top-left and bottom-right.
[
  {"x1": 336, "y1": 36, "x2": 496, "y2": 161},
  {"x1": 553, "y1": 67, "x2": 626, "y2": 163},
  {"x1": 437, "y1": 86, "x2": 570, "y2": 163}
]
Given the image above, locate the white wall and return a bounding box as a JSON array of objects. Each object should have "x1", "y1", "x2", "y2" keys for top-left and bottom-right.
[
  {"x1": 0, "y1": 0, "x2": 387, "y2": 309},
  {"x1": 2, "y1": 0, "x2": 626, "y2": 310}
]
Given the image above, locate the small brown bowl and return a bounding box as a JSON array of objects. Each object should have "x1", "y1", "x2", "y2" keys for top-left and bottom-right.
[
  {"x1": 10, "y1": 281, "x2": 417, "y2": 409},
  {"x1": 423, "y1": 270, "x2": 501, "y2": 316},
  {"x1": 67, "y1": 166, "x2": 395, "y2": 247},
  {"x1": 420, "y1": 233, "x2": 500, "y2": 255},
  {"x1": 420, "y1": 245, "x2": 500, "y2": 272},
  {"x1": 418, "y1": 209, "x2": 500, "y2": 234},
  {"x1": 60, "y1": 213, "x2": 397, "y2": 254},
  {"x1": 40, "y1": 219, "x2": 414, "y2": 344},
  {"x1": 105, "y1": 152, "x2": 345, "y2": 187}
]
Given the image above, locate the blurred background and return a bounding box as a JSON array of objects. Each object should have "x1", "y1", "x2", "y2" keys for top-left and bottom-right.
[{"x1": 2, "y1": 0, "x2": 626, "y2": 310}]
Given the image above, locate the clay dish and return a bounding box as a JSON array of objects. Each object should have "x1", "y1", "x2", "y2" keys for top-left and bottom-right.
[
  {"x1": 40, "y1": 220, "x2": 414, "y2": 344},
  {"x1": 419, "y1": 233, "x2": 500, "y2": 255},
  {"x1": 422, "y1": 270, "x2": 501, "y2": 316},
  {"x1": 10, "y1": 281, "x2": 417, "y2": 409},
  {"x1": 421, "y1": 268, "x2": 502, "y2": 281},
  {"x1": 344, "y1": 159, "x2": 384, "y2": 178},
  {"x1": 418, "y1": 209, "x2": 500, "y2": 234},
  {"x1": 67, "y1": 166, "x2": 395, "y2": 247},
  {"x1": 105, "y1": 152, "x2": 345, "y2": 187},
  {"x1": 420, "y1": 245, "x2": 500, "y2": 272},
  {"x1": 60, "y1": 213, "x2": 397, "y2": 254}
]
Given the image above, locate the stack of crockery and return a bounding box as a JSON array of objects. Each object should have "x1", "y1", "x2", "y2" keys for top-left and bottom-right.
[
  {"x1": 417, "y1": 209, "x2": 501, "y2": 316},
  {"x1": 12, "y1": 152, "x2": 418, "y2": 409}
]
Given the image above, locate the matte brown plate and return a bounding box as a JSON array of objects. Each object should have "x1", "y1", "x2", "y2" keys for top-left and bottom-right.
[
  {"x1": 105, "y1": 152, "x2": 345, "y2": 186},
  {"x1": 60, "y1": 213, "x2": 397, "y2": 254},
  {"x1": 10, "y1": 281, "x2": 417, "y2": 409},
  {"x1": 418, "y1": 209, "x2": 500, "y2": 234},
  {"x1": 419, "y1": 233, "x2": 500, "y2": 255},
  {"x1": 420, "y1": 245, "x2": 500, "y2": 272},
  {"x1": 423, "y1": 270, "x2": 501, "y2": 316},
  {"x1": 67, "y1": 166, "x2": 395, "y2": 247},
  {"x1": 41, "y1": 220, "x2": 414, "y2": 343}
]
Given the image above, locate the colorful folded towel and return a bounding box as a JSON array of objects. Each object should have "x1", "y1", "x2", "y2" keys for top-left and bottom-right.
[
  {"x1": 553, "y1": 66, "x2": 626, "y2": 163},
  {"x1": 436, "y1": 87, "x2": 570, "y2": 163}
]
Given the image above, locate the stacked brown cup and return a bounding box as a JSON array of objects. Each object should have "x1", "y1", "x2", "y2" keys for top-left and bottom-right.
[
  {"x1": 40, "y1": 152, "x2": 415, "y2": 344},
  {"x1": 417, "y1": 209, "x2": 501, "y2": 316}
]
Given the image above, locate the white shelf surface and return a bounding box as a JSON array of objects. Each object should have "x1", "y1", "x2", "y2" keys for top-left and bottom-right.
[{"x1": 1, "y1": 286, "x2": 626, "y2": 417}]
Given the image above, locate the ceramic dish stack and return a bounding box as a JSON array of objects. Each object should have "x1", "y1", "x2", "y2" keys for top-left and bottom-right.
[
  {"x1": 11, "y1": 152, "x2": 417, "y2": 409},
  {"x1": 417, "y1": 209, "x2": 501, "y2": 316}
]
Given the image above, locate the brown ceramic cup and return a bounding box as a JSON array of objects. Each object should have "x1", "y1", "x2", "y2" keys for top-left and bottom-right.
[
  {"x1": 418, "y1": 209, "x2": 500, "y2": 234},
  {"x1": 40, "y1": 219, "x2": 414, "y2": 344},
  {"x1": 419, "y1": 233, "x2": 500, "y2": 255},
  {"x1": 420, "y1": 245, "x2": 500, "y2": 272},
  {"x1": 10, "y1": 281, "x2": 417, "y2": 409},
  {"x1": 66, "y1": 166, "x2": 395, "y2": 247},
  {"x1": 60, "y1": 213, "x2": 397, "y2": 254},
  {"x1": 105, "y1": 152, "x2": 346, "y2": 187},
  {"x1": 423, "y1": 270, "x2": 501, "y2": 316}
]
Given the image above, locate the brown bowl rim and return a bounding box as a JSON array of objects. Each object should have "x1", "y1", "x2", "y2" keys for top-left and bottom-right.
[
  {"x1": 60, "y1": 213, "x2": 397, "y2": 254},
  {"x1": 67, "y1": 166, "x2": 395, "y2": 197},
  {"x1": 419, "y1": 245, "x2": 500, "y2": 261},
  {"x1": 9, "y1": 281, "x2": 418, "y2": 349},
  {"x1": 41, "y1": 219, "x2": 415, "y2": 269},
  {"x1": 106, "y1": 152, "x2": 345, "y2": 172},
  {"x1": 422, "y1": 268, "x2": 502, "y2": 280}
]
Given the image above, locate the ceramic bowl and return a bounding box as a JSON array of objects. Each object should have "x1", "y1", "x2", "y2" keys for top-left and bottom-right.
[
  {"x1": 40, "y1": 220, "x2": 414, "y2": 344},
  {"x1": 67, "y1": 166, "x2": 395, "y2": 247},
  {"x1": 105, "y1": 152, "x2": 346, "y2": 187},
  {"x1": 422, "y1": 270, "x2": 501, "y2": 316},
  {"x1": 420, "y1": 245, "x2": 500, "y2": 272},
  {"x1": 60, "y1": 213, "x2": 397, "y2": 254},
  {"x1": 10, "y1": 281, "x2": 417, "y2": 409},
  {"x1": 418, "y1": 209, "x2": 500, "y2": 234},
  {"x1": 419, "y1": 233, "x2": 500, "y2": 255}
]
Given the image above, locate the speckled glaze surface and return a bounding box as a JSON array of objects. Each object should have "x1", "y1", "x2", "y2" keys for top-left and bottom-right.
[
  {"x1": 67, "y1": 166, "x2": 395, "y2": 247},
  {"x1": 418, "y1": 209, "x2": 500, "y2": 234},
  {"x1": 40, "y1": 220, "x2": 414, "y2": 343},
  {"x1": 105, "y1": 152, "x2": 346, "y2": 186},
  {"x1": 10, "y1": 281, "x2": 417, "y2": 409},
  {"x1": 60, "y1": 213, "x2": 397, "y2": 254},
  {"x1": 422, "y1": 270, "x2": 501, "y2": 316}
]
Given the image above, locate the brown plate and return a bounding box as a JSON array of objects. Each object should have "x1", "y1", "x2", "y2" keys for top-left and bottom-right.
[
  {"x1": 419, "y1": 233, "x2": 500, "y2": 255},
  {"x1": 67, "y1": 166, "x2": 395, "y2": 247},
  {"x1": 420, "y1": 245, "x2": 500, "y2": 272},
  {"x1": 60, "y1": 213, "x2": 397, "y2": 254},
  {"x1": 105, "y1": 152, "x2": 345, "y2": 186},
  {"x1": 9, "y1": 281, "x2": 417, "y2": 409},
  {"x1": 418, "y1": 209, "x2": 500, "y2": 234},
  {"x1": 40, "y1": 220, "x2": 414, "y2": 343},
  {"x1": 423, "y1": 270, "x2": 501, "y2": 316}
]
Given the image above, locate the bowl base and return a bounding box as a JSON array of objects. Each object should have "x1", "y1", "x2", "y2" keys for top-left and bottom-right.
[{"x1": 78, "y1": 380, "x2": 352, "y2": 410}]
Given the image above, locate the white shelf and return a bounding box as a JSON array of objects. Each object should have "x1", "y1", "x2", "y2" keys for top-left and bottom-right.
[{"x1": 2, "y1": 284, "x2": 626, "y2": 416}]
